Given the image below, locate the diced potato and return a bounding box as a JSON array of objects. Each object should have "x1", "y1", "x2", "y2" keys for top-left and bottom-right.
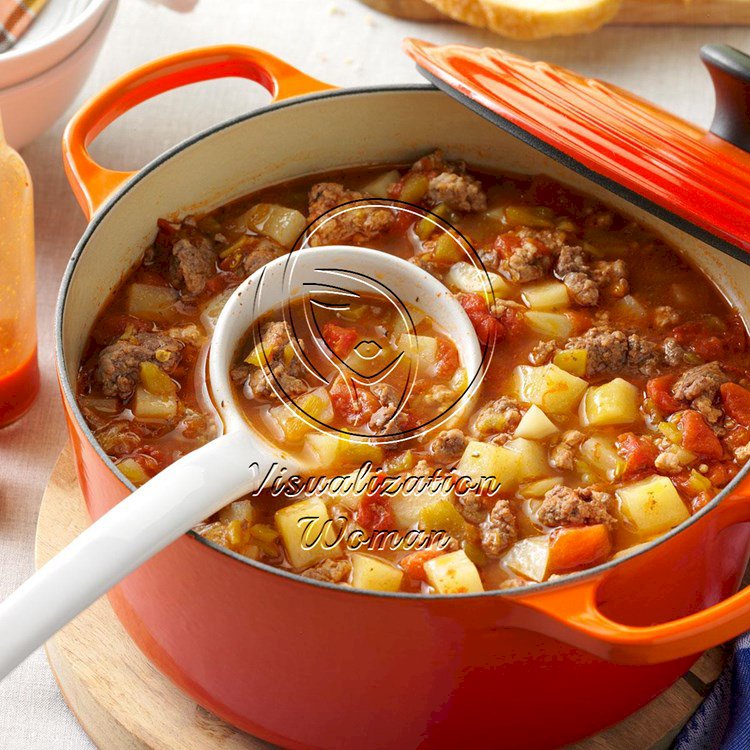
[
  {"x1": 445, "y1": 261, "x2": 513, "y2": 298},
  {"x1": 362, "y1": 169, "x2": 400, "y2": 198},
  {"x1": 275, "y1": 498, "x2": 340, "y2": 569},
  {"x1": 238, "y1": 203, "x2": 307, "y2": 248},
  {"x1": 132, "y1": 386, "x2": 178, "y2": 421},
  {"x1": 419, "y1": 499, "x2": 466, "y2": 538},
  {"x1": 504, "y1": 438, "x2": 551, "y2": 481},
  {"x1": 391, "y1": 306, "x2": 425, "y2": 336},
  {"x1": 524, "y1": 311, "x2": 573, "y2": 340},
  {"x1": 126, "y1": 283, "x2": 179, "y2": 323},
  {"x1": 116, "y1": 457, "x2": 149, "y2": 486},
  {"x1": 324, "y1": 469, "x2": 374, "y2": 511},
  {"x1": 580, "y1": 436, "x2": 623, "y2": 481},
  {"x1": 518, "y1": 477, "x2": 563, "y2": 499},
  {"x1": 423, "y1": 550, "x2": 484, "y2": 594},
  {"x1": 457, "y1": 440, "x2": 519, "y2": 493},
  {"x1": 269, "y1": 388, "x2": 334, "y2": 442},
  {"x1": 218, "y1": 499, "x2": 255, "y2": 524},
  {"x1": 514, "y1": 404, "x2": 558, "y2": 440},
  {"x1": 399, "y1": 334, "x2": 438, "y2": 373},
  {"x1": 553, "y1": 348, "x2": 587, "y2": 377},
  {"x1": 139, "y1": 361, "x2": 177, "y2": 397},
  {"x1": 580, "y1": 378, "x2": 640, "y2": 427},
  {"x1": 617, "y1": 475, "x2": 690, "y2": 540},
  {"x1": 612, "y1": 294, "x2": 647, "y2": 320},
  {"x1": 512, "y1": 364, "x2": 588, "y2": 415},
  {"x1": 504, "y1": 205, "x2": 555, "y2": 229},
  {"x1": 521, "y1": 280, "x2": 569, "y2": 310},
  {"x1": 305, "y1": 433, "x2": 383, "y2": 469},
  {"x1": 390, "y1": 482, "x2": 452, "y2": 528},
  {"x1": 351, "y1": 553, "x2": 403, "y2": 592},
  {"x1": 503, "y1": 536, "x2": 550, "y2": 582}
]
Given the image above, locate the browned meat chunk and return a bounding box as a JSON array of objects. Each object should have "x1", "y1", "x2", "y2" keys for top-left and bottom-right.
[
  {"x1": 237, "y1": 236, "x2": 285, "y2": 278},
  {"x1": 564, "y1": 327, "x2": 663, "y2": 377},
  {"x1": 663, "y1": 338, "x2": 687, "y2": 368},
  {"x1": 455, "y1": 489, "x2": 488, "y2": 525},
  {"x1": 672, "y1": 362, "x2": 729, "y2": 424},
  {"x1": 498, "y1": 234, "x2": 553, "y2": 283},
  {"x1": 168, "y1": 237, "x2": 215, "y2": 296},
  {"x1": 426, "y1": 171, "x2": 486, "y2": 212},
  {"x1": 554, "y1": 245, "x2": 628, "y2": 306},
  {"x1": 549, "y1": 430, "x2": 585, "y2": 472},
  {"x1": 429, "y1": 429, "x2": 468, "y2": 463},
  {"x1": 472, "y1": 396, "x2": 523, "y2": 436},
  {"x1": 301, "y1": 558, "x2": 352, "y2": 583},
  {"x1": 480, "y1": 499, "x2": 518, "y2": 556},
  {"x1": 538, "y1": 485, "x2": 616, "y2": 529},
  {"x1": 245, "y1": 322, "x2": 308, "y2": 400},
  {"x1": 308, "y1": 182, "x2": 394, "y2": 246},
  {"x1": 368, "y1": 383, "x2": 412, "y2": 434},
  {"x1": 653, "y1": 306, "x2": 680, "y2": 329},
  {"x1": 97, "y1": 331, "x2": 183, "y2": 400}
]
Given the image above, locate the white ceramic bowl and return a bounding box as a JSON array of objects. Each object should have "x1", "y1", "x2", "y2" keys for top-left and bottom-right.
[
  {"x1": 0, "y1": 0, "x2": 113, "y2": 89},
  {"x1": 0, "y1": 0, "x2": 117, "y2": 150}
]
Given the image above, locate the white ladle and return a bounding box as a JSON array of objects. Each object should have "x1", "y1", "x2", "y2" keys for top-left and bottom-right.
[{"x1": 0, "y1": 245, "x2": 483, "y2": 679}]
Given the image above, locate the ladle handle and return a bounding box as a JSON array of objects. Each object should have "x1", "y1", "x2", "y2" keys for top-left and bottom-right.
[{"x1": 0, "y1": 430, "x2": 273, "y2": 680}]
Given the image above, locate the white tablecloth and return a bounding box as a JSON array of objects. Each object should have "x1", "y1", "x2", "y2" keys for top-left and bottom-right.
[{"x1": 0, "y1": 1, "x2": 748, "y2": 746}]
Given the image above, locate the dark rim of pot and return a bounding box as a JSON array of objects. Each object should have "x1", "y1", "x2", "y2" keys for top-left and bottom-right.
[{"x1": 55, "y1": 83, "x2": 750, "y2": 600}]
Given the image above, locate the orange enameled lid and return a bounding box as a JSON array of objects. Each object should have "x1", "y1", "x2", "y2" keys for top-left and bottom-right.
[{"x1": 405, "y1": 39, "x2": 750, "y2": 259}]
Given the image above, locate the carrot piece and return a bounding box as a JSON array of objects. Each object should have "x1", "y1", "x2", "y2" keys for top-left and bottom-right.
[
  {"x1": 680, "y1": 410, "x2": 723, "y2": 459},
  {"x1": 548, "y1": 524, "x2": 612, "y2": 574},
  {"x1": 646, "y1": 374, "x2": 681, "y2": 415},
  {"x1": 720, "y1": 382, "x2": 750, "y2": 428},
  {"x1": 399, "y1": 549, "x2": 444, "y2": 582}
]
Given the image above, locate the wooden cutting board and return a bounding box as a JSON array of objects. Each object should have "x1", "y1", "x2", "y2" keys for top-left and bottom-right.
[
  {"x1": 358, "y1": 0, "x2": 750, "y2": 25},
  {"x1": 37, "y1": 446, "x2": 728, "y2": 750}
]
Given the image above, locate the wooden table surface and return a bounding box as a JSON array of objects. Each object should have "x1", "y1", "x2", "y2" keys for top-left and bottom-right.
[{"x1": 1, "y1": 1, "x2": 749, "y2": 747}]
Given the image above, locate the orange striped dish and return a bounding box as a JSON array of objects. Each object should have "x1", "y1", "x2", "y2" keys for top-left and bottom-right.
[{"x1": 0, "y1": 0, "x2": 49, "y2": 53}]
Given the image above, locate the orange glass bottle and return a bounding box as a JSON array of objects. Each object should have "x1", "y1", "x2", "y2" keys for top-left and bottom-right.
[{"x1": 0, "y1": 113, "x2": 39, "y2": 426}]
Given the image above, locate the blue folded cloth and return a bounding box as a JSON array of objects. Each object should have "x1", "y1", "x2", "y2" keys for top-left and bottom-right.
[{"x1": 676, "y1": 634, "x2": 750, "y2": 750}]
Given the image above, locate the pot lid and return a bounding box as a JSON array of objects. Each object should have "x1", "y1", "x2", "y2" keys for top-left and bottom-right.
[{"x1": 405, "y1": 39, "x2": 750, "y2": 261}]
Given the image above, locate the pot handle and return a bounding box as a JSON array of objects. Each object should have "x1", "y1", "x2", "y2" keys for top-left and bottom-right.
[
  {"x1": 63, "y1": 46, "x2": 334, "y2": 219},
  {"x1": 518, "y1": 489, "x2": 750, "y2": 665}
]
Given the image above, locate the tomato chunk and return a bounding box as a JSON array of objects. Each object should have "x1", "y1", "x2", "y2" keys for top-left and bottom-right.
[
  {"x1": 617, "y1": 433, "x2": 658, "y2": 478},
  {"x1": 322, "y1": 322, "x2": 358, "y2": 358},
  {"x1": 329, "y1": 377, "x2": 379, "y2": 427},
  {"x1": 646, "y1": 375, "x2": 681, "y2": 415},
  {"x1": 720, "y1": 382, "x2": 750, "y2": 428},
  {"x1": 706, "y1": 461, "x2": 739, "y2": 487},
  {"x1": 435, "y1": 338, "x2": 459, "y2": 378},
  {"x1": 457, "y1": 293, "x2": 505, "y2": 345},
  {"x1": 680, "y1": 410, "x2": 723, "y2": 459},
  {"x1": 548, "y1": 525, "x2": 612, "y2": 574},
  {"x1": 399, "y1": 548, "x2": 443, "y2": 582},
  {"x1": 356, "y1": 491, "x2": 395, "y2": 532}
]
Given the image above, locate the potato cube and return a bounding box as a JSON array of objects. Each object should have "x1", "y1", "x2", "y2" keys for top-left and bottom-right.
[
  {"x1": 521, "y1": 280, "x2": 569, "y2": 310},
  {"x1": 504, "y1": 438, "x2": 551, "y2": 481},
  {"x1": 351, "y1": 554, "x2": 403, "y2": 592},
  {"x1": 457, "y1": 440, "x2": 519, "y2": 493},
  {"x1": 238, "y1": 203, "x2": 307, "y2": 248},
  {"x1": 617, "y1": 475, "x2": 690, "y2": 540},
  {"x1": 305, "y1": 433, "x2": 383, "y2": 469},
  {"x1": 553, "y1": 348, "x2": 587, "y2": 377},
  {"x1": 390, "y1": 481, "x2": 453, "y2": 528},
  {"x1": 269, "y1": 388, "x2": 334, "y2": 442},
  {"x1": 399, "y1": 334, "x2": 438, "y2": 373},
  {"x1": 139, "y1": 361, "x2": 177, "y2": 397},
  {"x1": 524, "y1": 311, "x2": 573, "y2": 340},
  {"x1": 513, "y1": 364, "x2": 588, "y2": 415},
  {"x1": 423, "y1": 550, "x2": 484, "y2": 594},
  {"x1": 518, "y1": 477, "x2": 563, "y2": 499},
  {"x1": 580, "y1": 436, "x2": 623, "y2": 481},
  {"x1": 126, "y1": 283, "x2": 179, "y2": 324},
  {"x1": 580, "y1": 378, "x2": 640, "y2": 427},
  {"x1": 503, "y1": 536, "x2": 550, "y2": 582},
  {"x1": 445, "y1": 261, "x2": 513, "y2": 298},
  {"x1": 116, "y1": 458, "x2": 149, "y2": 486},
  {"x1": 218, "y1": 499, "x2": 255, "y2": 524},
  {"x1": 514, "y1": 404, "x2": 559, "y2": 440},
  {"x1": 275, "y1": 498, "x2": 340, "y2": 569},
  {"x1": 132, "y1": 386, "x2": 177, "y2": 421},
  {"x1": 362, "y1": 169, "x2": 400, "y2": 199}
]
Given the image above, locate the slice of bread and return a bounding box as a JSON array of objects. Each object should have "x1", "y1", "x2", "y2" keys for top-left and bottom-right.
[{"x1": 421, "y1": 0, "x2": 623, "y2": 39}]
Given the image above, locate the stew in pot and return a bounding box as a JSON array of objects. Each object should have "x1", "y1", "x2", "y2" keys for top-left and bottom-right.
[{"x1": 76, "y1": 150, "x2": 750, "y2": 594}]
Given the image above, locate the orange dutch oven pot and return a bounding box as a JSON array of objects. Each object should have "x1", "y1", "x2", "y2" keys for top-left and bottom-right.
[{"x1": 56, "y1": 42, "x2": 750, "y2": 749}]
